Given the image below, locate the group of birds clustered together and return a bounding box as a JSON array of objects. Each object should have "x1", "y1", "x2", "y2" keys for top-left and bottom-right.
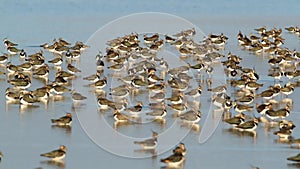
[
  {"x1": 1, "y1": 24, "x2": 300, "y2": 168},
  {"x1": 223, "y1": 25, "x2": 300, "y2": 165},
  {"x1": 1, "y1": 37, "x2": 89, "y2": 164}
]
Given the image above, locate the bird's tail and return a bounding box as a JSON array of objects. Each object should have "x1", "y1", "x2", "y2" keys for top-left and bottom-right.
[
  {"x1": 40, "y1": 153, "x2": 50, "y2": 157},
  {"x1": 134, "y1": 141, "x2": 142, "y2": 145}
]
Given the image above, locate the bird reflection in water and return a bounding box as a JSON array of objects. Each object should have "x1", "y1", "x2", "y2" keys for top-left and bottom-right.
[
  {"x1": 222, "y1": 111, "x2": 232, "y2": 121},
  {"x1": 51, "y1": 125, "x2": 72, "y2": 135},
  {"x1": 160, "y1": 160, "x2": 186, "y2": 169},
  {"x1": 186, "y1": 100, "x2": 201, "y2": 111},
  {"x1": 35, "y1": 77, "x2": 48, "y2": 85},
  {"x1": 260, "y1": 116, "x2": 279, "y2": 132},
  {"x1": 224, "y1": 128, "x2": 257, "y2": 140},
  {"x1": 5, "y1": 100, "x2": 19, "y2": 112},
  {"x1": 161, "y1": 166, "x2": 184, "y2": 169},
  {"x1": 19, "y1": 104, "x2": 40, "y2": 113},
  {"x1": 134, "y1": 149, "x2": 157, "y2": 159},
  {"x1": 151, "y1": 119, "x2": 166, "y2": 129},
  {"x1": 40, "y1": 160, "x2": 65, "y2": 169},
  {"x1": 39, "y1": 99, "x2": 50, "y2": 110},
  {"x1": 52, "y1": 95, "x2": 67, "y2": 102},
  {"x1": 180, "y1": 122, "x2": 201, "y2": 133},
  {"x1": 113, "y1": 121, "x2": 132, "y2": 130},
  {"x1": 113, "y1": 115, "x2": 143, "y2": 129},
  {"x1": 274, "y1": 137, "x2": 292, "y2": 144},
  {"x1": 287, "y1": 163, "x2": 300, "y2": 169}
]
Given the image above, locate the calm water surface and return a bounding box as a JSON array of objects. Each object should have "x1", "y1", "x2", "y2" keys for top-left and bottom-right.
[{"x1": 1, "y1": 1, "x2": 300, "y2": 169}]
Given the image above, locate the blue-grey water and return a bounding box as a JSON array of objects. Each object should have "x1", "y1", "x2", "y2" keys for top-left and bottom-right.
[{"x1": 1, "y1": 1, "x2": 300, "y2": 169}]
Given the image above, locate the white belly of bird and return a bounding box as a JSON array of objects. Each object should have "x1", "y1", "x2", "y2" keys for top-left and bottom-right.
[
  {"x1": 282, "y1": 90, "x2": 293, "y2": 95},
  {"x1": 114, "y1": 116, "x2": 127, "y2": 122},
  {"x1": 71, "y1": 54, "x2": 81, "y2": 59},
  {"x1": 8, "y1": 50, "x2": 17, "y2": 55},
  {"x1": 53, "y1": 50, "x2": 65, "y2": 55},
  {"x1": 21, "y1": 67, "x2": 32, "y2": 71},
  {"x1": 166, "y1": 158, "x2": 184, "y2": 167},
  {"x1": 277, "y1": 133, "x2": 290, "y2": 140},
  {"x1": 158, "y1": 112, "x2": 167, "y2": 118},
  {"x1": 214, "y1": 41, "x2": 225, "y2": 47},
  {"x1": 246, "y1": 85, "x2": 257, "y2": 91},
  {"x1": 191, "y1": 92, "x2": 200, "y2": 98},
  {"x1": 262, "y1": 95, "x2": 273, "y2": 100},
  {"x1": 33, "y1": 63, "x2": 45, "y2": 69},
  {"x1": 259, "y1": 109, "x2": 269, "y2": 115},
  {"x1": 210, "y1": 37, "x2": 219, "y2": 42},
  {"x1": 266, "y1": 115, "x2": 279, "y2": 120},
  {"x1": 169, "y1": 98, "x2": 182, "y2": 105},
  {"x1": 51, "y1": 89, "x2": 63, "y2": 95},
  {"x1": 20, "y1": 98, "x2": 33, "y2": 105},
  {"x1": 90, "y1": 77, "x2": 100, "y2": 83},
  {"x1": 0, "y1": 59, "x2": 7, "y2": 64},
  {"x1": 129, "y1": 111, "x2": 141, "y2": 116},
  {"x1": 187, "y1": 117, "x2": 201, "y2": 124},
  {"x1": 98, "y1": 103, "x2": 109, "y2": 110},
  {"x1": 238, "y1": 39, "x2": 245, "y2": 45},
  {"x1": 56, "y1": 121, "x2": 72, "y2": 126},
  {"x1": 142, "y1": 143, "x2": 157, "y2": 150},
  {"x1": 148, "y1": 76, "x2": 159, "y2": 83},
  {"x1": 54, "y1": 60, "x2": 63, "y2": 66},
  {"x1": 95, "y1": 83, "x2": 106, "y2": 89},
  {"x1": 238, "y1": 125, "x2": 257, "y2": 132},
  {"x1": 150, "y1": 97, "x2": 164, "y2": 102},
  {"x1": 51, "y1": 154, "x2": 66, "y2": 161},
  {"x1": 47, "y1": 48, "x2": 56, "y2": 53},
  {"x1": 37, "y1": 95, "x2": 49, "y2": 101}
]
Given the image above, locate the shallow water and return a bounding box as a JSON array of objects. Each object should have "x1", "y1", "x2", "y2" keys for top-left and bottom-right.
[{"x1": 1, "y1": 1, "x2": 300, "y2": 169}]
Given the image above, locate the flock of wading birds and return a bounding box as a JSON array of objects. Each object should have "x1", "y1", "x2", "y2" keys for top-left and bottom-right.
[{"x1": 0, "y1": 25, "x2": 300, "y2": 168}]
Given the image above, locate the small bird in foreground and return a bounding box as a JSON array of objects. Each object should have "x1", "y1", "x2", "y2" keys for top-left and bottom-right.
[
  {"x1": 160, "y1": 148, "x2": 185, "y2": 167},
  {"x1": 172, "y1": 143, "x2": 186, "y2": 156},
  {"x1": 40, "y1": 145, "x2": 66, "y2": 161},
  {"x1": 51, "y1": 113, "x2": 72, "y2": 126}
]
